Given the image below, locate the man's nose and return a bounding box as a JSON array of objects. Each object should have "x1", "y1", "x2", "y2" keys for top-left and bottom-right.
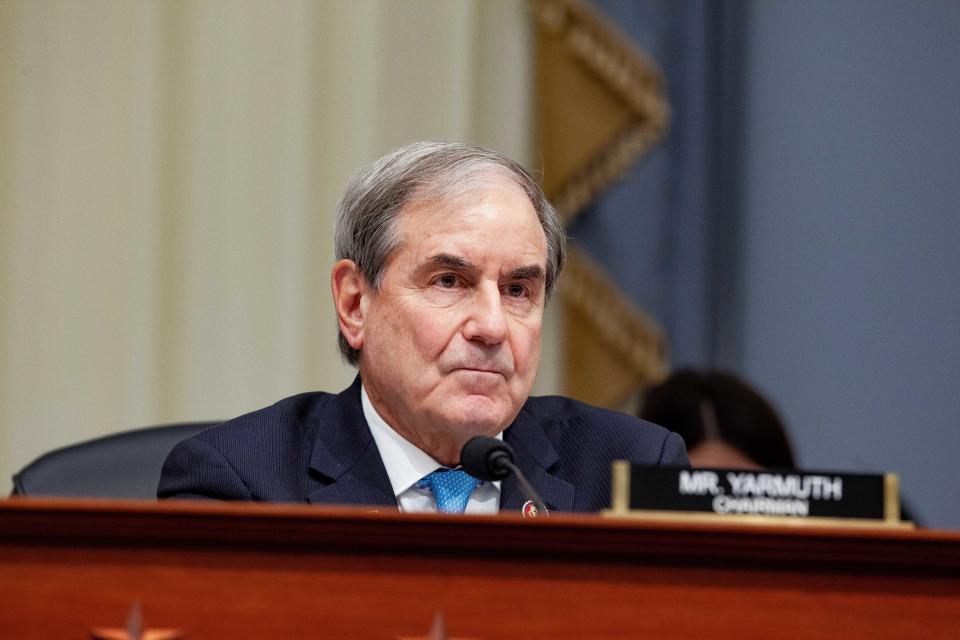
[{"x1": 462, "y1": 284, "x2": 508, "y2": 345}]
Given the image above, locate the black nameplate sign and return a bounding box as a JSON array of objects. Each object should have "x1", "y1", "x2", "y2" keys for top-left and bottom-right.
[{"x1": 613, "y1": 465, "x2": 898, "y2": 522}]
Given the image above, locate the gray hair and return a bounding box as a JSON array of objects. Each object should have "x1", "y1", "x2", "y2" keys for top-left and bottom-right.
[{"x1": 334, "y1": 141, "x2": 566, "y2": 365}]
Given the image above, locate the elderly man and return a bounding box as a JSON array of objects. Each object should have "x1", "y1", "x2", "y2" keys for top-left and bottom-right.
[{"x1": 158, "y1": 142, "x2": 688, "y2": 514}]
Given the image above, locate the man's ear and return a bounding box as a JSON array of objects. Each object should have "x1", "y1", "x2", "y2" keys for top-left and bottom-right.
[{"x1": 331, "y1": 259, "x2": 368, "y2": 352}]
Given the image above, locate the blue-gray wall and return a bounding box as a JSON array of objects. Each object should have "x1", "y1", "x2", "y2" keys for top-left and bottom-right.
[{"x1": 728, "y1": 1, "x2": 960, "y2": 528}]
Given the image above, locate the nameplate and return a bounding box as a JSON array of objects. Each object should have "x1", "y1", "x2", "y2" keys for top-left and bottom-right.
[{"x1": 608, "y1": 463, "x2": 904, "y2": 526}]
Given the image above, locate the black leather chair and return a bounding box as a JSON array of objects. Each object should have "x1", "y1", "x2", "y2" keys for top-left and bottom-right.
[{"x1": 11, "y1": 422, "x2": 218, "y2": 499}]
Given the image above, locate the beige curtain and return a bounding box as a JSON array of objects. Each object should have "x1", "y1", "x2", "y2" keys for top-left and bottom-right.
[{"x1": 0, "y1": 0, "x2": 558, "y2": 490}]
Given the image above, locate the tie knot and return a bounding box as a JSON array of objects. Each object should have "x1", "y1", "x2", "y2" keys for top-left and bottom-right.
[{"x1": 419, "y1": 469, "x2": 481, "y2": 514}]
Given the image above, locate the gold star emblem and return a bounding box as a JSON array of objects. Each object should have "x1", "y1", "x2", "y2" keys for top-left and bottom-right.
[
  {"x1": 396, "y1": 611, "x2": 477, "y2": 640},
  {"x1": 89, "y1": 602, "x2": 183, "y2": 640}
]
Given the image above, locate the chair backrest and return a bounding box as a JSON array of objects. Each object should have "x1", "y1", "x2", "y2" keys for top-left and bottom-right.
[{"x1": 11, "y1": 422, "x2": 218, "y2": 499}]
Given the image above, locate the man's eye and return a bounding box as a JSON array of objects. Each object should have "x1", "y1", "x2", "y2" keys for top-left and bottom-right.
[
  {"x1": 436, "y1": 274, "x2": 458, "y2": 288},
  {"x1": 505, "y1": 283, "x2": 528, "y2": 298}
]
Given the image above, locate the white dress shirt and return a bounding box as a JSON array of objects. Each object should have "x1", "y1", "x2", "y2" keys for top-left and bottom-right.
[{"x1": 361, "y1": 385, "x2": 500, "y2": 514}]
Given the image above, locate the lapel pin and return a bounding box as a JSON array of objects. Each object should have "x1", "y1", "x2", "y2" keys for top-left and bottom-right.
[{"x1": 522, "y1": 500, "x2": 548, "y2": 518}]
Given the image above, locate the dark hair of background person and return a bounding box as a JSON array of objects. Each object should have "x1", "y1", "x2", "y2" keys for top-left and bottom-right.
[{"x1": 640, "y1": 369, "x2": 797, "y2": 469}]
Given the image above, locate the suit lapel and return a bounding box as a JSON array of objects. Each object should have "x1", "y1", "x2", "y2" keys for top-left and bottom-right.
[
  {"x1": 305, "y1": 378, "x2": 397, "y2": 509},
  {"x1": 501, "y1": 408, "x2": 575, "y2": 513},
  {"x1": 303, "y1": 380, "x2": 574, "y2": 513}
]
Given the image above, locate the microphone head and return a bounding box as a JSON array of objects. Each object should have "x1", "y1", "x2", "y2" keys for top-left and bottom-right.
[{"x1": 460, "y1": 436, "x2": 515, "y2": 481}]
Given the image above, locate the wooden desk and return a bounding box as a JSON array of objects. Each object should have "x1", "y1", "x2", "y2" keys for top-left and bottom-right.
[{"x1": 1, "y1": 498, "x2": 958, "y2": 638}]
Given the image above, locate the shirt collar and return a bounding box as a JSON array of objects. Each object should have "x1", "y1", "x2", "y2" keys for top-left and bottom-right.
[{"x1": 361, "y1": 384, "x2": 502, "y2": 498}]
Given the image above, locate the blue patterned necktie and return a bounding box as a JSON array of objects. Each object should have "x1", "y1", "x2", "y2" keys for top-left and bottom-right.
[{"x1": 418, "y1": 468, "x2": 481, "y2": 514}]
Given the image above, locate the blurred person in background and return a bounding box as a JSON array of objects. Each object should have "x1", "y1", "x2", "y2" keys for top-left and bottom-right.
[{"x1": 640, "y1": 369, "x2": 796, "y2": 470}]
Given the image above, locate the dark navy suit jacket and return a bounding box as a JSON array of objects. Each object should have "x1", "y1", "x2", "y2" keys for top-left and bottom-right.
[{"x1": 158, "y1": 378, "x2": 688, "y2": 513}]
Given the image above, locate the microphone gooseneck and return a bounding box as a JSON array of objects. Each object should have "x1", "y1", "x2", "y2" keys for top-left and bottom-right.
[{"x1": 460, "y1": 436, "x2": 548, "y2": 515}]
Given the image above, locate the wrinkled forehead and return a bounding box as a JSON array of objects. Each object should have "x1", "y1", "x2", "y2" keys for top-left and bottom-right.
[{"x1": 397, "y1": 173, "x2": 543, "y2": 247}]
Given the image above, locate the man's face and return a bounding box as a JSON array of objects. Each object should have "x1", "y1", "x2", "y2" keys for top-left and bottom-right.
[{"x1": 357, "y1": 179, "x2": 547, "y2": 464}]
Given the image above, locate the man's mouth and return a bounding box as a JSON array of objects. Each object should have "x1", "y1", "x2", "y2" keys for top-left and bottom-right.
[{"x1": 454, "y1": 367, "x2": 505, "y2": 377}]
